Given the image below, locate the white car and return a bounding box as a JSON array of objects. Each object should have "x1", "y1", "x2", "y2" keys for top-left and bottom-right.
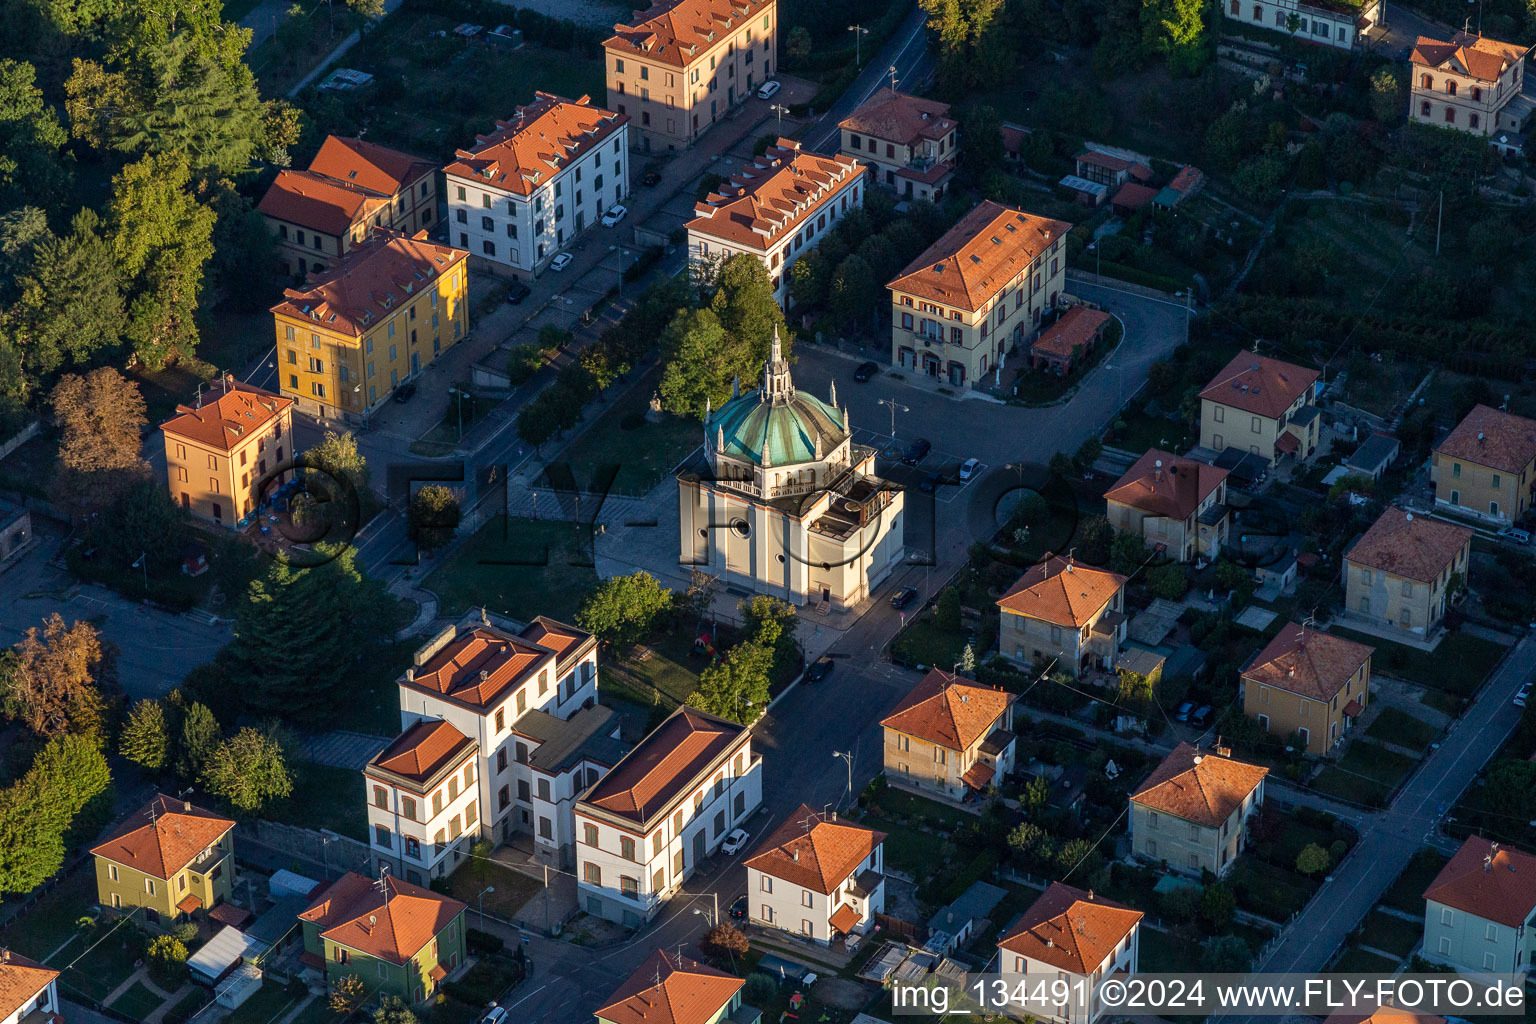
[
  {"x1": 959, "y1": 457, "x2": 981, "y2": 481},
  {"x1": 720, "y1": 828, "x2": 750, "y2": 855},
  {"x1": 480, "y1": 1007, "x2": 507, "y2": 1024},
  {"x1": 756, "y1": 80, "x2": 781, "y2": 100},
  {"x1": 1498, "y1": 526, "x2": 1532, "y2": 545},
  {"x1": 1515, "y1": 682, "x2": 1531, "y2": 708},
  {"x1": 549, "y1": 252, "x2": 573, "y2": 271},
  {"x1": 601, "y1": 205, "x2": 627, "y2": 227}
]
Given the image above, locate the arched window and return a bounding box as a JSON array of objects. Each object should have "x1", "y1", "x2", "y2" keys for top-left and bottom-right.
[
  {"x1": 1471, "y1": 86, "x2": 1482, "y2": 101},
  {"x1": 1446, "y1": 80, "x2": 1457, "y2": 95},
  {"x1": 1421, "y1": 74, "x2": 1433, "y2": 88},
  {"x1": 1444, "y1": 107, "x2": 1456, "y2": 123},
  {"x1": 1470, "y1": 113, "x2": 1480, "y2": 128}
]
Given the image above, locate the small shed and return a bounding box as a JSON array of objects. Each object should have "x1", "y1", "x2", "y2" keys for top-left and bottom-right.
[
  {"x1": 924, "y1": 881, "x2": 1007, "y2": 954},
  {"x1": 1111, "y1": 182, "x2": 1158, "y2": 215},
  {"x1": 1344, "y1": 433, "x2": 1400, "y2": 480},
  {"x1": 214, "y1": 963, "x2": 263, "y2": 1010},
  {"x1": 268, "y1": 870, "x2": 320, "y2": 900},
  {"x1": 188, "y1": 926, "x2": 268, "y2": 986}
]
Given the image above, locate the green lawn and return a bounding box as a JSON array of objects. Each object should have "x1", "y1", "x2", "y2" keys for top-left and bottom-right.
[
  {"x1": 1330, "y1": 627, "x2": 1506, "y2": 696},
  {"x1": 1339, "y1": 740, "x2": 1419, "y2": 786},
  {"x1": 284, "y1": 996, "x2": 337, "y2": 1024},
  {"x1": 110, "y1": 982, "x2": 167, "y2": 1022},
  {"x1": 440, "y1": 860, "x2": 543, "y2": 921},
  {"x1": 424, "y1": 516, "x2": 597, "y2": 622},
  {"x1": 868, "y1": 786, "x2": 972, "y2": 831},
  {"x1": 1138, "y1": 928, "x2": 1199, "y2": 972},
  {"x1": 263, "y1": 762, "x2": 368, "y2": 841},
  {"x1": 328, "y1": 639, "x2": 415, "y2": 736},
  {"x1": 222, "y1": 982, "x2": 308, "y2": 1024},
  {"x1": 1105, "y1": 409, "x2": 1191, "y2": 454},
  {"x1": 0, "y1": 870, "x2": 97, "y2": 962},
  {"x1": 162, "y1": 988, "x2": 211, "y2": 1024},
  {"x1": 856, "y1": 813, "x2": 946, "y2": 876},
  {"x1": 1228, "y1": 859, "x2": 1319, "y2": 922},
  {"x1": 1364, "y1": 706, "x2": 1440, "y2": 752},
  {"x1": 1359, "y1": 910, "x2": 1421, "y2": 957},
  {"x1": 1329, "y1": 947, "x2": 1402, "y2": 973},
  {"x1": 557, "y1": 368, "x2": 705, "y2": 497},
  {"x1": 890, "y1": 613, "x2": 968, "y2": 670},
  {"x1": 60, "y1": 924, "x2": 146, "y2": 1003},
  {"x1": 1310, "y1": 766, "x2": 1391, "y2": 808},
  {"x1": 1381, "y1": 849, "x2": 1448, "y2": 914}
]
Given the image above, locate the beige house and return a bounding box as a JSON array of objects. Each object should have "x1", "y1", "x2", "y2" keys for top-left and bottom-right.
[
  {"x1": 995, "y1": 883, "x2": 1142, "y2": 1024},
  {"x1": 838, "y1": 88, "x2": 957, "y2": 201},
  {"x1": 1422, "y1": 836, "x2": 1536, "y2": 980},
  {"x1": 1129, "y1": 743, "x2": 1268, "y2": 877},
  {"x1": 880, "y1": 669, "x2": 1017, "y2": 802},
  {"x1": 1409, "y1": 33, "x2": 1532, "y2": 142},
  {"x1": 1430, "y1": 404, "x2": 1536, "y2": 525},
  {"x1": 1105, "y1": 450, "x2": 1230, "y2": 563},
  {"x1": 160, "y1": 379, "x2": 294, "y2": 527},
  {"x1": 1343, "y1": 507, "x2": 1472, "y2": 639},
  {"x1": 888, "y1": 200, "x2": 1071, "y2": 388},
  {"x1": 996, "y1": 554, "x2": 1127, "y2": 676},
  {"x1": 744, "y1": 804, "x2": 885, "y2": 945},
  {"x1": 1240, "y1": 622, "x2": 1373, "y2": 756},
  {"x1": 603, "y1": 0, "x2": 777, "y2": 153},
  {"x1": 1198, "y1": 351, "x2": 1321, "y2": 465},
  {"x1": 597, "y1": 950, "x2": 753, "y2": 1024}
]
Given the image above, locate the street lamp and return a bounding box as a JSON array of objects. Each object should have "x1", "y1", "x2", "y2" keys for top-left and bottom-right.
[
  {"x1": 877, "y1": 398, "x2": 909, "y2": 440},
  {"x1": 691, "y1": 892, "x2": 719, "y2": 926},
  {"x1": 450, "y1": 386, "x2": 467, "y2": 440},
  {"x1": 831, "y1": 750, "x2": 853, "y2": 807},
  {"x1": 691, "y1": 905, "x2": 716, "y2": 928},
  {"x1": 1087, "y1": 241, "x2": 1100, "y2": 280},
  {"x1": 770, "y1": 102, "x2": 789, "y2": 131},
  {"x1": 847, "y1": 24, "x2": 869, "y2": 66},
  {"x1": 477, "y1": 885, "x2": 495, "y2": 925},
  {"x1": 131, "y1": 552, "x2": 147, "y2": 592}
]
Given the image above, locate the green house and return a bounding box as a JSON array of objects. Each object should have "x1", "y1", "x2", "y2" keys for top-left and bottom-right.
[{"x1": 299, "y1": 871, "x2": 467, "y2": 1004}]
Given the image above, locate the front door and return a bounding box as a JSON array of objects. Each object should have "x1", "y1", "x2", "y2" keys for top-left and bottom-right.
[
  {"x1": 692, "y1": 829, "x2": 705, "y2": 866},
  {"x1": 411, "y1": 352, "x2": 420, "y2": 373}
]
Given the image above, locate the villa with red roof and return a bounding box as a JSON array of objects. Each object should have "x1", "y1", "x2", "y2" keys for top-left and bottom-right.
[
  {"x1": 596, "y1": 950, "x2": 754, "y2": 1024},
  {"x1": 1430, "y1": 404, "x2": 1536, "y2": 526},
  {"x1": 881, "y1": 669, "x2": 1017, "y2": 803},
  {"x1": 1105, "y1": 449, "x2": 1230, "y2": 563},
  {"x1": 574, "y1": 706, "x2": 762, "y2": 927},
  {"x1": 0, "y1": 951, "x2": 60, "y2": 1024},
  {"x1": 1129, "y1": 743, "x2": 1268, "y2": 877},
  {"x1": 1197, "y1": 350, "x2": 1322, "y2": 466},
  {"x1": 744, "y1": 804, "x2": 886, "y2": 945},
  {"x1": 1409, "y1": 32, "x2": 1532, "y2": 150},
  {"x1": 1342, "y1": 507, "x2": 1472, "y2": 641},
  {"x1": 838, "y1": 88, "x2": 958, "y2": 201},
  {"x1": 1421, "y1": 836, "x2": 1536, "y2": 979},
  {"x1": 91, "y1": 795, "x2": 236, "y2": 925},
  {"x1": 996, "y1": 555, "x2": 1128, "y2": 676},
  {"x1": 160, "y1": 378, "x2": 293, "y2": 528},
  {"x1": 996, "y1": 883, "x2": 1142, "y2": 1024}
]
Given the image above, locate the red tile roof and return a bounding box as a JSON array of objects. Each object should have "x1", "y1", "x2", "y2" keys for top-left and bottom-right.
[
  {"x1": 442, "y1": 93, "x2": 627, "y2": 199},
  {"x1": 403, "y1": 625, "x2": 553, "y2": 710},
  {"x1": 1167, "y1": 165, "x2": 1205, "y2": 194},
  {"x1": 1423, "y1": 836, "x2": 1536, "y2": 928},
  {"x1": 519, "y1": 616, "x2": 594, "y2": 662},
  {"x1": 1275, "y1": 431, "x2": 1300, "y2": 454},
  {"x1": 961, "y1": 761, "x2": 995, "y2": 790},
  {"x1": 1106, "y1": 449, "x2": 1227, "y2": 522},
  {"x1": 997, "y1": 883, "x2": 1143, "y2": 974},
  {"x1": 1241, "y1": 623, "x2": 1373, "y2": 703},
  {"x1": 299, "y1": 872, "x2": 466, "y2": 966},
  {"x1": 1435, "y1": 404, "x2": 1536, "y2": 475},
  {"x1": 177, "y1": 893, "x2": 203, "y2": 913},
  {"x1": 828, "y1": 903, "x2": 861, "y2": 935},
  {"x1": 367, "y1": 719, "x2": 476, "y2": 785},
  {"x1": 880, "y1": 669, "x2": 1013, "y2": 751},
  {"x1": 1130, "y1": 743, "x2": 1268, "y2": 827},
  {"x1": 580, "y1": 707, "x2": 748, "y2": 826},
  {"x1": 1032, "y1": 306, "x2": 1111, "y2": 360},
  {"x1": 840, "y1": 89, "x2": 955, "y2": 146},
  {"x1": 258, "y1": 169, "x2": 388, "y2": 238},
  {"x1": 888, "y1": 200, "x2": 1071, "y2": 313},
  {"x1": 1325, "y1": 1006, "x2": 1447, "y2": 1024},
  {"x1": 686, "y1": 140, "x2": 865, "y2": 254},
  {"x1": 1198, "y1": 351, "x2": 1319, "y2": 420},
  {"x1": 0, "y1": 951, "x2": 57, "y2": 1023},
  {"x1": 596, "y1": 950, "x2": 743, "y2": 1024},
  {"x1": 1345, "y1": 507, "x2": 1472, "y2": 583},
  {"x1": 1111, "y1": 182, "x2": 1158, "y2": 211},
  {"x1": 91, "y1": 795, "x2": 235, "y2": 881},
  {"x1": 996, "y1": 554, "x2": 1125, "y2": 629},
  {"x1": 209, "y1": 903, "x2": 254, "y2": 929},
  {"x1": 603, "y1": 0, "x2": 775, "y2": 69},
  {"x1": 270, "y1": 228, "x2": 467, "y2": 340},
  {"x1": 308, "y1": 136, "x2": 435, "y2": 200},
  {"x1": 743, "y1": 804, "x2": 885, "y2": 896},
  {"x1": 1411, "y1": 32, "x2": 1529, "y2": 82},
  {"x1": 999, "y1": 124, "x2": 1029, "y2": 156},
  {"x1": 161, "y1": 380, "x2": 292, "y2": 453}
]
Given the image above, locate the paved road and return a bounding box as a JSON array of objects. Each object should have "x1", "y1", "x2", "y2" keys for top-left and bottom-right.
[{"x1": 803, "y1": 6, "x2": 933, "y2": 153}]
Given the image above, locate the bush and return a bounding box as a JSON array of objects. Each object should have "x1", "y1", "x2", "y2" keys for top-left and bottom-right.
[
  {"x1": 505, "y1": 344, "x2": 544, "y2": 386},
  {"x1": 466, "y1": 928, "x2": 504, "y2": 956},
  {"x1": 146, "y1": 934, "x2": 189, "y2": 990}
]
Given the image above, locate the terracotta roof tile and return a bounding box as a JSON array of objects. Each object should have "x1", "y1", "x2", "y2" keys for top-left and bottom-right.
[
  {"x1": 1344, "y1": 507, "x2": 1472, "y2": 583},
  {"x1": 1325, "y1": 1006, "x2": 1447, "y2": 1024},
  {"x1": 1130, "y1": 743, "x2": 1268, "y2": 827},
  {"x1": 597, "y1": 950, "x2": 743, "y2": 1024},
  {"x1": 443, "y1": 93, "x2": 627, "y2": 199},
  {"x1": 177, "y1": 893, "x2": 203, "y2": 913},
  {"x1": 308, "y1": 136, "x2": 435, "y2": 199},
  {"x1": 258, "y1": 169, "x2": 387, "y2": 238},
  {"x1": 367, "y1": 720, "x2": 476, "y2": 785},
  {"x1": 839, "y1": 89, "x2": 955, "y2": 146},
  {"x1": 686, "y1": 140, "x2": 865, "y2": 253},
  {"x1": 1106, "y1": 449, "x2": 1227, "y2": 522},
  {"x1": 888, "y1": 200, "x2": 1071, "y2": 313},
  {"x1": 603, "y1": 0, "x2": 775, "y2": 69},
  {"x1": 1411, "y1": 32, "x2": 1530, "y2": 82},
  {"x1": 0, "y1": 952, "x2": 57, "y2": 1023},
  {"x1": 1434, "y1": 404, "x2": 1536, "y2": 475},
  {"x1": 1241, "y1": 622, "x2": 1373, "y2": 703},
  {"x1": 828, "y1": 903, "x2": 861, "y2": 935},
  {"x1": 161, "y1": 381, "x2": 292, "y2": 453},
  {"x1": 961, "y1": 761, "x2": 995, "y2": 790},
  {"x1": 581, "y1": 707, "x2": 748, "y2": 826},
  {"x1": 299, "y1": 872, "x2": 466, "y2": 966},
  {"x1": 1198, "y1": 351, "x2": 1319, "y2": 420},
  {"x1": 91, "y1": 794, "x2": 235, "y2": 881},
  {"x1": 997, "y1": 883, "x2": 1143, "y2": 974},
  {"x1": 402, "y1": 625, "x2": 554, "y2": 710},
  {"x1": 1111, "y1": 182, "x2": 1159, "y2": 210},
  {"x1": 1168, "y1": 165, "x2": 1205, "y2": 193},
  {"x1": 1423, "y1": 836, "x2": 1536, "y2": 927},
  {"x1": 269, "y1": 228, "x2": 467, "y2": 340},
  {"x1": 996, "y1": 554, "x2": 1125, "y2": 629},
  {"x1": 518, "y1": 616, "x2": 594, "y2": 662},
  {"x1": 880, "y1": 669, "x2": 1014, "y2": 751},
  {"x1": 744, "y1": 804, "x2": 885, "y2": 896},
  {"x1": 1032, "y1": 306, "x2": 1111, "y2": 359}
]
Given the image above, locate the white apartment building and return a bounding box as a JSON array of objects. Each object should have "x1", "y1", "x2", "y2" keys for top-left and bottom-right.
[
  {"x1": 996, "y1": 883, "x2": 1143, "y2": 1024},
  {"x1": 575, "y1": 707, "x2": 763, "y2": 928},
  {"x1": 1222, "y1": 0, "x2": 1381, "y2": 50},
  {"x1": 743, "y1": 804, "x2": 886, "y2": 946},
  {"x1": 685, "y1": 139, "x2": 865, "y2": 307},
  {"x1": 443, "y1": 92, "x2": 629, "y2": 278},
  {"x1": 0, "y1": 951, "x2": 60, "y2": 1024},
  {"x1": 1422, "y1": 836, "x2": 1536, "y2": 980},
  {"x1": 364, "y1": 720, "x2": 481, "y2": 884}
]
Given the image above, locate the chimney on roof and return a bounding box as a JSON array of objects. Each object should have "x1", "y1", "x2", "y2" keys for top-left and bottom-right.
[
  {"x1": 792, "y1": 849, "x2": 799, "y2": 862},
  {"x1": 480, "y1": 670, "x2": 489, "y2": 680},
  {"x1": 184, "y1": 799, "x2": 192, "y2": 812},
  {"x1": 405, "y1": 668, "x2": 415, "y2": 682},
  {"x1": 1485, "y1": 854, "x2": 1493, "y2": 872},
  {"x1": 1088, "y1": 890, "x2": 1094, "y2": 901}
]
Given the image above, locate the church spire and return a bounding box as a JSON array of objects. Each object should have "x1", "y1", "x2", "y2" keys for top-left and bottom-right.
[
  {"x1": 760, "y1": 436, "x2": 772, "y2": 468},
  {"x1": 829, "y1": 378, "x2": 837, "y2": 408},
  {"x1": 762, "y1": 325, "x2": 794, "y2": 404},
  {"x1": 716, "y1": 424, "x2": 725, "y2": 452}
]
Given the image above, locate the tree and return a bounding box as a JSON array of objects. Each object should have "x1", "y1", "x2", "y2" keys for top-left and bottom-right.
[
  {"x1": 576, "y1": 571, "x2": 674, "y2": 646},
  {"x1": 1200, "y1": 934, "x2": 1252, "y2": 972},
  {"x1": 372, "y1": 997, "x2": 417, "y2": 1024},
  {"x1": 740, "y1": 595, "x2": 798, "y2": 682},
  {"x1": 1200, "y1": 882, "x2": 1235, "y2": 929},
  {"x1": 1147, "y1": 562, "x2": 1189, "y2": 600},
  {"x1": 1109, "y1": 533, "x2": 1147, "y2": 576},
  {"x1": 88, "y1": 481, "x2": 187, "y2": 586},
  {"x1": 408, "y1": 485, "x2": 460, "y2": 552},
  {"x1": 1483, "y1": 758, "x2": 1536, "y2": 820},
  {"x1": 177, "y1": 701, "x2": 221, "y2": 781},
  {"x1": 1074, "y1": 435, "x2": 1102, "y2": 470},
  {"x1": 922, "y1": 0, "x2": 1010, "y2": 97},
  {"x1": 936, "y1": 587, "x2": 962, "y2": 631},
  {"x1": 688, "y1": 640, "x2": 773, "y2": 723},
  {"x1": 958, "y1": 643, "x2": 976, "y2": 674},
  {"x1": 303, "y1": 430, "x2": 369, "y2": 493},
  {"x1": 9, "y1": 212, "x2": 124, "y2": 393},
  {"x1": 329, "y1": 974, "x2": 366, "y2": 1015},
  {"x1": 2, "y1": 613, "x2": 114, "y2": 744},
  {"x1": 658, "y1": 308, "x2": 735, "y2": 418},
  {"x1": 49, "y1": 367, "x2": 148, "y2": 519},
  {"x1": 506, "y1": 344, "x2": 544, "y2": 386},
  {"x1": 0, "y1": 60, "x2": 71, "y2": 212},
  {"x1": 0, "y1": 734, "x2": 111, "y2": 895},
  {"x1": 1010, "y1": 491, "x2": 1049, "y2": 530},
  {"x1": 146, "y1": 935, "x2": 188, "y2": 989},
  {"x1": 708, "y1": 253, "x2": 788, "y2": 366},
  {"x1": 203, "y1": 726, "x2": 293, "y2": 813},
  {"x1": 700, "y1": 922, "x2": 750, "y2": 961},
  {"x1": 1048, "y1": 451, "x2": 1074, "y2": 479},
  {"x1": 1295, "y1": 842, "x2": 1331, "y2": 875},
  {"x1": 1158, "y1": 883, "x2": 1200, "y2": 921},
  {"x1": 1369, "y1": 66, "x2": 1404, "y2": 123},
  {"x1": 827, "y1": 253, "x2": 878, "y2": 330},
  {"x1": 960, "y1": 104, "x2": 1004, "y2": 179},
  {"x1": 784, "y1": 25, "x2": 812, "y2": 62},
  {"x1": 1142, "y1": 0, "x2": 1209, "y2": 75},
  {"x1": 1021, "y1": 774, "x2": 1051, "y2": 814},
  {"x1": 120, "y1": 699, "x2": 170, "y2": 771},
  {"x1": 1006, "y1": 821, "x2": 1051, "y2": 863}
]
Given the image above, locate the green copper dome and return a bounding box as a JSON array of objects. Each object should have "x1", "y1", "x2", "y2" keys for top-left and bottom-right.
[{"x1": 708, "y1": 329, "x2": 848, "y2": 468}]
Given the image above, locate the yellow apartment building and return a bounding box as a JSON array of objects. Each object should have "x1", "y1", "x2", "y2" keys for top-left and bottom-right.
[
  {"x1": 1129, "y1": 742, "x2": 1268, "y2": 877},
  {"x1": 161, "y1": 379, "x2": 294, "y2": 527},
  {"x1": 270, "y1": 229, "x2": 469, "y2": 421},
  {"x1": 91, "y1": 795, "x2": 236, "y2": 927},
  {"x1": 604, "y1": 0, "x2": 777, "y2": 153},
  {"x1": 996, "y1": 554, "x2": 1127, "y2": 676},
  {"x1": 1198, "y1": 351, "x2": 1321, "y2": 465},
  {"x1": 1430, "y1": 404, "x2": 1536, "y2": 525},
  {"x1": 880, "y1": 669, "x2": 1017, "y2": 803},
  {"x1": 1240, "y1": 622, "x2": 1373, "y2": 755},
  {"x1": 1343, "y1": 507, "x2": 1473, "y2": 639}
]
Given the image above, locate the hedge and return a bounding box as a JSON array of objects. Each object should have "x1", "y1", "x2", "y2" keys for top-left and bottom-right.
[{"x1": 1092, "y1": 259, "x2": 1189, "y2": 295}]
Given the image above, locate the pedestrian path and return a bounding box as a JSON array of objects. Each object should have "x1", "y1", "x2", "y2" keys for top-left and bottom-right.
[{"x1": 300, "y1": 731, "x2": 391, "y2": 769}]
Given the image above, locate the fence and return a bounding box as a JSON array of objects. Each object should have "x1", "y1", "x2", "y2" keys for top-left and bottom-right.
[
  {"x1": 874, "y1": 914, "x2": 921, "y2": 940},
  {"x1": 235, "y1": 820, "x2": 375, "y2": 882}
]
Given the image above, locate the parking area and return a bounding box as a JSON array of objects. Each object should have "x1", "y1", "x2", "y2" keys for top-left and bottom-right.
[{"x1": 851, "y1": 428, "x2": 988, "y2": 503}]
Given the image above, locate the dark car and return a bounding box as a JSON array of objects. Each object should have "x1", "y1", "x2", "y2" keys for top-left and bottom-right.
[
  {"x1": 641, "y1": 171, "x2": 662, "y2": 187},
  {"x1": 505, "y1": 279, "x2": 531, "y2": 304},
  {"x1": 729, "y1": 895, "x2": 748, "y2": 920},
  {"x1": 890, "y1": 586, "x2": 918, "y2": 610},
  {"x1": 392, "y1": 381, "x2": 417, "y2": 403},
  {"x1": 901, "y1": 438, "x2": 932, "y2": 465},
  {"x1": 805, "y1": 656, "x2": 835, "y2": 682},
  {"x1": 1175, "y1": 701, "x2": 1195, "y2": 722},
  {"x1": 919, "y1": 470, "x2": 943, "y2": 493},
  {"x1": 1191, "y1": 705, "x2": 1214, "y2": 726},
  {"x1": 853, "y1": 361, "x2": 879, "y2": 382}
]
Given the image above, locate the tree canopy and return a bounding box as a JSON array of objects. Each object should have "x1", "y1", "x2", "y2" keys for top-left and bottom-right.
[
  {"x1": 202, "y1": 726, "x2": 293, "y2": 813},
  {"x1": 2, "y1": 613, "x2": 116, "y2": 744},
  {"x1": 576, "y1": 571, "x2": 674, "y2": 646},
  {"x1": 49, "y1": 367, "x2": 148, "y2": 518}
]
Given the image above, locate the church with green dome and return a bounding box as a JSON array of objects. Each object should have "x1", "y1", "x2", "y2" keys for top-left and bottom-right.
[{"x1": 677, "y1": 330, "x2": 906, "y2": 612}]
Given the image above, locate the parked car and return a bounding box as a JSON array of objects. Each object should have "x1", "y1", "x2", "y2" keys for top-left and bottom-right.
[
  {"x1": 853, "y1": 361, "x2": 879, "y2": 382},
  {"x1": 721, "y1": 828, "x2": 750, "y2": 855},
  {"x1": 806, "y1": 656, "x2": 835, "y2": 682},
  {"x1": 392, "y1": 381, "x2": 417, "y2": 403},
  {"x1": 729, "y1": 895, "x2": 748, "y2": 920},
  {"x1": 890, "y1": 586, "x2": 918, "y2": 610},
  {"x1": 919, "y1": 470, "x2": 943, "y2": 493},
  {"x1": 901, "y1": 438, "x2": 932, "y2": 465},
  {"x1": 505, "y1": 279, "x2": 530, "y2": 304},
  {"x1": 756, "y1": 80, "x2": 781, "y2": 99},
  {"x1": 480, "y1": 1007, "x2": 506, "y2": 1024},
  {"x1": 601, "y1": 205, "x2": 627, "y2": 227},
  {"x1": 958, "y1": 457, "x2": 981, "y2": 481},
  {"x1": 1515, "y1": 682, "x2": 1531, "y2": 707},
  {"x1": 550, "y1": 252, "x2": 573, "y2": 271},
  {"x1": 641, "y1": 171, "x2": 662, "y2": 187},
  {"x1": 1499, "y1": 526, "x2": 1532, "y2": 545},
  {"x1": 1191, "y1": 705, "x2": 1214, "y2": 726},
  {"x1": 1175, "y1": 701, "x2": 1195, "y2": 722}
]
